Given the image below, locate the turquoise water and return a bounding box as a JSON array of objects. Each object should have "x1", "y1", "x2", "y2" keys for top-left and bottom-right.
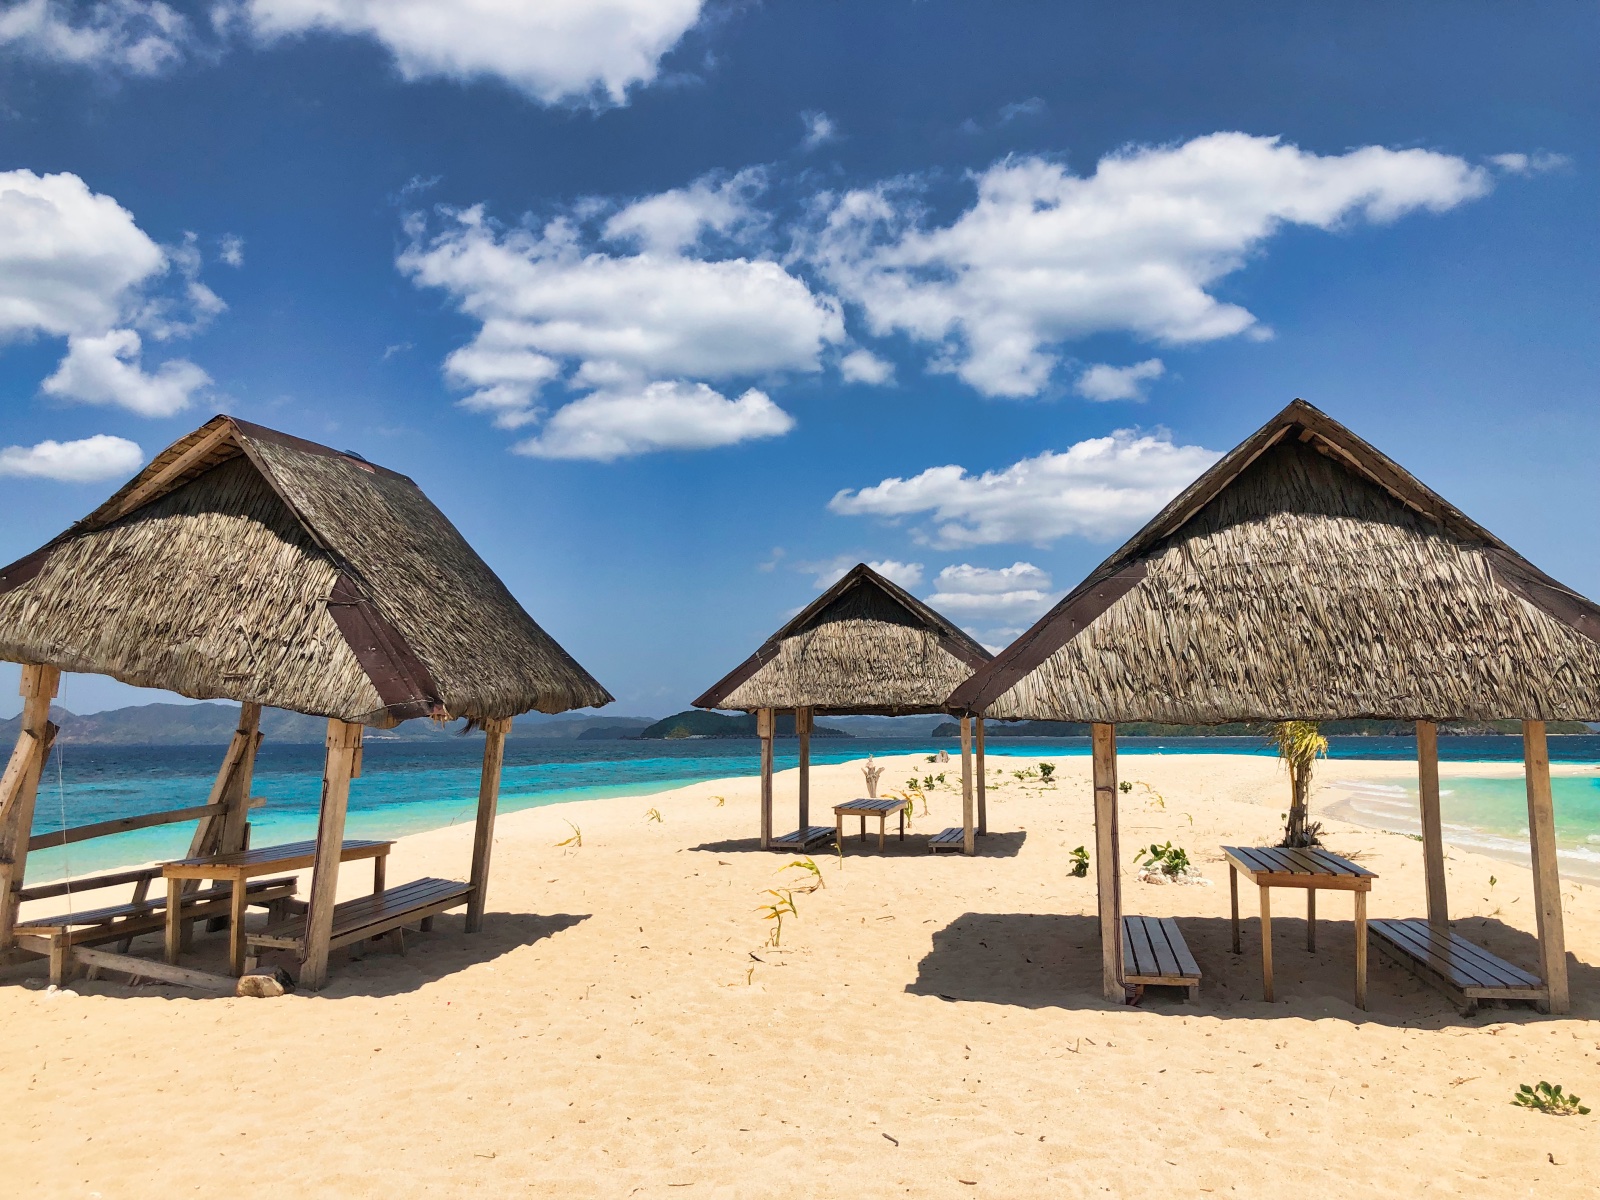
[{"x1": 24, "y1": 734, "x2": 1600, "y2": 883}]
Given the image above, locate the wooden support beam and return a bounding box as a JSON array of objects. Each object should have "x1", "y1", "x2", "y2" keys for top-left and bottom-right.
[
  {"x1": 975, "y1": 717, "x2": 987, "y2": 836},
  {"x1": 466, "y1": 717, "x2": 510, "y2": 934},
  {"x1": 0, "y1": 664, "x2": 60, "y2": 952},
  {"x1": 960, "y1": 716, "x2": 975, "y2": 855},
  {"x1": 1416, "y1": 720, "x2": 1449, "y2": 928},
  {"x1": 1522, "y1": 720, "x2": 1569, "y2": 1014},
  {"x1": 219, "y1": 704, "x2": 262, "y2": 856},
  {"x1": 1092, "y1": 722, "x2": 1124, "y2": 1002},
  {"x1": 300, "y1": 720, "x2": 362, "y2": 990},
  {"x1": 72, "y1": 946, "x2": 235, "y2": 993},
  {"x1": 796, "y1": 707, "x2": 811, "y2": 832},
  {"x1": 757, "y1": 708, "x2": 774, "y2": 851}
]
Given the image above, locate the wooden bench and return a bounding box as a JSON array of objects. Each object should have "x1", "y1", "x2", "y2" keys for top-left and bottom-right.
[
  {"x1": 245, "y1": 877, "x2": 472, "y2": 968},
  {"x1": 768, "y1": 827, "x2": 836, "y2": 854},
  {"x1": 1122, "y1": 914, "x2": 1201, "y2": 1001},
  {"x1": 927, "y1": 827, "x2": 966, "y2": 853},
  {"x1": 1369, "y1": 917, "x2": 1546, "y2": 1015},
  {"x1": 16, "y1": 873, "x2": 298, "y2": 985}
]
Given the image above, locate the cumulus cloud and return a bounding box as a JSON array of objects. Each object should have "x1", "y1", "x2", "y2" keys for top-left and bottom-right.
[
  {"x1": 1489, "y1": 151, "x2": 1571, "y2": 175},
  {"x1": 402, "y1": 176, "x2": 843, "y2": 456},
  {"x1": 0, "y1": 433, "x2": 143, "y2": 482},
  {"x1": 839, "y1": 348, "x2": 894, "y2": 385},
  {"x1": 830, "y1": 427, "x2": 1221, "y2": 547},
  {"x1": 218, "y1": 233, "x2": 244, "y2": 267},
  {"x1": 512, "y1": 381, "x2": 792, "y2": 461},
  {"x1": 800, "y1": 110, "x2": 837, "y2": 150},
  {"x1": 808, "y1": 132, "x2": 1492, "y2": 397},
  {"x1": 242, "y1": 0, "x2": 705, "y2": 105},
  {"x1": 807, "y1": 556, "x2": 923, "y2": 590},
  {"x1": 1075, "y1": 357, "x2": 1164, "y2": 402},
  {"x1": 0, "y1": 0, "x2": 191, "y2": 75},
  {"x1": 926, "y1": 561, "x2": 1059, "y2": 630},
  {"x1": 0, "y1": 169, "x2": 218, "y2": 416}
]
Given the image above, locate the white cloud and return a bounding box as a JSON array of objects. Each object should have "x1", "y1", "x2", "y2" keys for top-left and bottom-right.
[
  {"x1": 868, "y1": 559, "x2": 923, "y2": 589},
  {"x1": 806, "y1": 556, "x2": 923, "y2": 590},
  {"x1": 512, "y1": 381, "x2": 792, "y2": 461},
  {"x1": 0, "y1": 0, "x2": 191, "y2": 75},
  {"x1": 243, "y1": 0, "x2": 705, "y2": 105},
  {"x1": 839, "y1": 348, "x2": 894, "y2": 385},
  {"x1": 402, "y1": 181, "x2": 842, "y2": 450},
  {"x1": 0, "y1": 433, "x2": 143, "y2": 482},
  {"x1": 41, "y1": 329, "x2": 210, "y2": 416},
  {"x1": 1490, "y1": 152, "x2": 1571, "y2": 175},
  {"x1": 219, "y1": 233, "x2": 244, "y2": 267},
  {"x1": 809, "y1": 132, "x2": 1492, "y2": 397},
  {"x1": 830, "y1": 426, "x2": 1221, "y2": 547},
  {"x1": 926, "y1": 561, "x2": 1058, "y2": 620},
  {"x1": 800, "y1": 110, "x2": 836, "y2": 150},
  {"x1": 0, "y1": 169, "x2": 218, "y2": 416},
  {"x1": 1075, "y1": 357, "x2": 1164, "y2": 402},
  {"x1": 998, "y1": 97, "x2": 1046, "y2": 123}
]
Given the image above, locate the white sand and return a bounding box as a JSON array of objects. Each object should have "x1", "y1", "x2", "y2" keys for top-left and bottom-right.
[{"x1": 4, "y1": 750, "x2": 1599, "y2": 1196}]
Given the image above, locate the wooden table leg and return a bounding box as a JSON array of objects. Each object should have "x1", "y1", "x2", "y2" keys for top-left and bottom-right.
[
  {"x1": 373, "y1": 853, "x2": 386, "y2": 894},
  {"x1": 164, "y1": 876, "x2": 182, "y2": 965},
  {"x1": 859, "y1": 815, "x2": 867, "y2": 843},
  {"x1": 1229, "y1": 865, "x2": 1240, "y2": 953},
  {"x1": 1307, "y1": 889, "x2": 1316, "y2": 952},
  {"x1": 1259, "y1": 885, "x2": 1274, "y2": 1002},
  {"x1": 835, "y1": 813, "x2": 843, "y2": 850},
  {"x1": 228, "y1": 877, "x2": 248, "y2": 976},
  {"x1": 878, "y1": 815, "x2": 886, "y2": 851},
  {"x1": 1354, "y1": 888, "x2": 1368, "y2": 1010},
  {"x1": 899, "y1": 808, "x2": 905, "y2": 841}
]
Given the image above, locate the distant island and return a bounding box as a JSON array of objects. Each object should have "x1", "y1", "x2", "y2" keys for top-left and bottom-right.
[
  {"x1": 638, "y1": 710, "x2": 852, "y2": 739},
  {"x1": 931, "y1": 718, "x2": 1595, "y2": 737}
]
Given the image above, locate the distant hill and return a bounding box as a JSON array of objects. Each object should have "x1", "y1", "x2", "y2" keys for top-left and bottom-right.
[
  {"x1": 932, "y1": 718, "x2": 1596, "y2": 738},
  {"x1": 0, "y1": 702, "x2": 653, "y2": 746},
  {"x1": 639, "y1": 710, "x2": 852, "y2": 739}
]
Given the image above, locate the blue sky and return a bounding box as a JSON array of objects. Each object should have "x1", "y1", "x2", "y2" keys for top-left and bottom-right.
[{"x1": 0, "y1": 1, "x2": 1595, "y2": 718}]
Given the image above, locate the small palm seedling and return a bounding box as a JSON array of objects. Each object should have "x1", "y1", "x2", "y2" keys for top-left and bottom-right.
[
  {"x1": 1118, "y1": 780, "x2": 1132, "y2": 793},
  {"x1": 1069, "y1": 846, "x2": 1090, "y2": 877},
  {"x1": 925, "y1": 755, "x2": 938, "y2": 763},
  {"x1": 1038, "y1": 762, "x2": 1055, "y2": 783},
  {"x1": 555, "y1": 820, "x2": 583, "y2": 849},
  {"x1": 935, "y1": 772, "x2": 946, "y2": 785},
  {"x1": 780, "y1": 856, "x2": 825, "y2": 893},
  {"x1": 645, "y1": 807, "x2": 663, "y2": 824},
  {"x1": 1512, "y1": 1082, "x2": 1590, "y2": 1116},
  {"x1": 1135, "y1": 841, "x2": 1193, "y2": 880},
  {"x1": 757, "y1": 888, "x2": 799, "y2": 946},
  {"x1": 1129, "y1": 780, "x2": 1166, "y2": 809},
  {"x1": 1268, "y1": 720, "x2": 1328, "y2": 848}
]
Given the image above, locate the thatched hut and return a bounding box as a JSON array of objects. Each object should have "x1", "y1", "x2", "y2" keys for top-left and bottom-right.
[
  {"x1": 0, "y1": 415, "x2": 610, "y2": 990},
  {"x1": 951, "y1": 399, "x2": 1596, "y2": 1013},
  {"x1": 695, "y1": 563, "x2": 993, "y2": 854}
]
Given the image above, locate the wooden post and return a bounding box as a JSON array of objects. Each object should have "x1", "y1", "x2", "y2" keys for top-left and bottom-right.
[
  {"x1": 1091, "y1": 723, "x2": 1123, "y2": 1002},
  {"x1": 300, "y1": 719, "x2": 362, "y2": 990},
  {"x1": 0, "y1": 664, "x2": 60, "y2": 952},
  {"x1": 1416, "y1": 719, "x2": 1449, "y2": 928},
  {"x1": 186, "y1": 703, "x2": 262, "y2": 864},
  {"x1": 975, "y1": 717, "x2": 987, "y2": 836},
  {"x1": 757, "y1": 708, "x2": 774, "y2": 850},
  {"x1": 960, "y1": 716, "x2": 975, "y2": 855},
  {"x1": 1522, "y1": 720, "x2": 1569, "y2": 1014},
  {"x1": 466, "y1": 717, "x2": 510, "y2": 933},
  {"x1": 796, "y1": 707, "x2": 811, "y2": 833}
]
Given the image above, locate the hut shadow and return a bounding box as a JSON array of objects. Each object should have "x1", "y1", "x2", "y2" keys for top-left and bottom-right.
[
  {"x1": 907, "y1": 912, "x2": 1597, "y2": 1025},
  {"x1": 686, "y1": 831, "x2": 1027, "y2": 858}
]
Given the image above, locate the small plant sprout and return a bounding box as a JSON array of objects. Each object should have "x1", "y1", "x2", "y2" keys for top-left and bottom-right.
[
  {"x1": 780, "y1": 857, "x2": 825, "y2": 892},
  {"x1": 862, "y1": 755, "x2": 884, "y2": 798},
  {"x1": 1038, "y1": 762, "x2": 1055, "y2": 783},
  {"x1": 757, "y1": 888, "x2": 799, "y2": 946},
  {"x1": 1069, "y1": 846, "x2": 1090, "y2": 877},
  {"x1": 711, "y1": 795, "x2": 725, "y2": 808},
  {"x1": 935, "y1": 772, "x2": 946, "y2": 784},
  {"x1": 645, "y1": 807, "x2": 663, "y2": 824},
  {"x1": 1118, "y1": 780, "x2": 1132, "y2": 793},
  {"x1": 925, "y1": 755, "x2": 938, "y2": 763},
  {"x1": 1128, "y1": 780, "x2": 1166, "y2": 809},
  {"x1": 922, "y1": 774, "x2": 936, "y2": 790},
  {"x1": 1135, "y1": 841, "x2": 1193, "y2": 880},
  {"x1": 1513, "y1": 1082, "x2": 1590, "y2": 1116},
  {"x1": 555, "y1": 820, "x2": 582, "y2": 849}
]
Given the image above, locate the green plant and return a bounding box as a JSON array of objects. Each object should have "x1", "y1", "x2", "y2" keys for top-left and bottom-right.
[
  {"x1": 1513, "y1": 1082, "x2": 1589, "y2": 1116},
  {"x1": 1268, "y1": 721, "x2": 1328, "y2": 848},
  {"x1": 935, "y1": 772, "x2": 946, "y2": 784},
  {"x1": 780, "y1": 857, "x2": 825, "y2": 892},
  {"x1": 923, "y1": 774, "x2": 936, "y2": 790},
  {"x1": 1069, "y1": 846, "x2": 1090, "y2": 877},
  {"x1": 1118, "y1": 780, "x2": 1132, "y2": 793},
  {"x1": 555, "y1": 821, "x2": 582, "y2": 849},
  {"x1": 757, "y1": 888, "x2": 798, "y2": 946},
  {"x1": 1038, "y1": 762, "x2": 1055, "y2": 782},
  {"x1": 1135, "y1": 841, "x2": 1192, "y2": 879},
  {"x1": 645, "y1": 807, "x2": 663, "y2": 823},
  {"x1": 925, "y1": 755, "x2": 938, "y2": 763}
]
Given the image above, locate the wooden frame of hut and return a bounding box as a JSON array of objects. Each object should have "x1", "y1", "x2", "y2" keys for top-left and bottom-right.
[
  {"x1": 951, "y1": 400, "x2": 1597, "y2": 1013},
  {"x1": 0, "y1": 416, "x2": 610, "y2": 990},
  {"x1": 693, "y1": 564, "x2": 994, "y2": 854}
]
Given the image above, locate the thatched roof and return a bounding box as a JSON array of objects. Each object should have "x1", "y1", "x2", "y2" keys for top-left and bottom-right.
[
  {"x1": 0, "y1": 416, "x2": 612, "y2": 725},
  {"x1": 950, "y1": 400, "x2": 1600, "y2": 724},
  {"x1": 694, "y1": 563, "x2": 992, "y2": 716}
]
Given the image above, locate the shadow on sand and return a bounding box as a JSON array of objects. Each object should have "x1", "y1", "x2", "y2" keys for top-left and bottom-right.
[
  {"x1": 687, "y1": 830, "x2": 1028, "y2": 859},
  {"x1": 906, "y1": 911, "x2": 1596, "y2": 1025}
]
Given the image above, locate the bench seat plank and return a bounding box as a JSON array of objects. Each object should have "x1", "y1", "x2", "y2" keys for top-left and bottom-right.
[
  {"x1": 246, "y1": 877, "x2": 472, "y2": 955},
  {"x1": 1122, "y1": 915, "x2": 1200, "y2": 999},
  {"x1": 927, "y1": 827, "x2": 966, "y2": 853},
  {"x1": 1369, "y1": 917, "x2": 1545, "y2": 1013},
  {"x1": 19, "y1": 877, "x2": 297, "y2": 937},
  {"x1": 768, "y1": 827, "x2": 837, "y2": 853}
]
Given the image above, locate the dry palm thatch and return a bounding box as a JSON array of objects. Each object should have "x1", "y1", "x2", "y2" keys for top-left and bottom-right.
[
  {"x1": 694, "y1": 563, "x2": 992, "y2": 715},
  {"x1": 0, "y1": 416, "x2": 612, "y2": 725},
  {"x1": 950, "y1": 399, "x2": 1600, "y2": 724}
]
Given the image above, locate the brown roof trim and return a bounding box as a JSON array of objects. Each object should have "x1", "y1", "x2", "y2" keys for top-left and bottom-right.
[
  {"x1": 1485, "y1": 548, "x2": 1600, "y2": 648},
  {"x1": 326, "y1": 572, "x2": 444, "y2": 721},
  {"x1": 229, "y1": 418, "x2": 414, "y2": 483}
]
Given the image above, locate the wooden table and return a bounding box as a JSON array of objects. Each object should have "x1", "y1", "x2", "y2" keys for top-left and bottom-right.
[
  {"x1": 833, "y1": 797, "x2": 908, "y2": 851},
  {"x1": 1222, "y1": 845, "x2": 1377, "y2": 1009},
  {"x1": 162, "y1": 839, "x2": 392, "y2": 975}
]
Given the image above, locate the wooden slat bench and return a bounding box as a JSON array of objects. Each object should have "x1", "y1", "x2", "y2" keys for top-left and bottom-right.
[
  {"x1": 16, "y1": 874, "x2": 298, "y2": 985},
  {"x1": 1122, "y1": 914, "x2": 1201, "y2": 1001},
  {"x1": 245, "y1": 877, "x2": 472, "y2": 967},
  {"x1": 1369, "y1": 917, "x2": 1546, "y2": 1015},
  {"x1": 927, "y1": 827, "x2": 965, "y2": 853},
  {"x1": 768, "y1": 827, "x2": 836, "y2": 854}
]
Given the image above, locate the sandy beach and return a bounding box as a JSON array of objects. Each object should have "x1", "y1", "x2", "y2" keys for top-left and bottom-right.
[{"x1": 4, "y1": 750, "x2": 1598, "y2": 1197}]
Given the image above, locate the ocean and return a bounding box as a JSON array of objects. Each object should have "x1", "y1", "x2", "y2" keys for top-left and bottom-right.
[{"x1": 22, "y1": 734, "x2": 1600, "y2": 884}]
